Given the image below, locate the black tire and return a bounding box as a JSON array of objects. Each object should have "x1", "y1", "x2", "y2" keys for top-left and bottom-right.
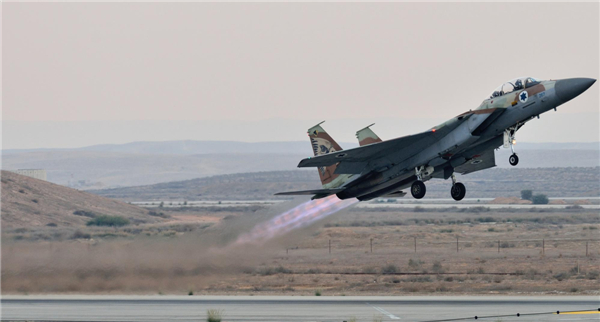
[
  {"x1": 411, "y1": 181, "x2": 426, "y2": 199},
  {"x1": 509, "y1": 154, "x2": 519, "y2": 166},
  {"x1": 451, "y1": 182, "x2": 466, "y2": 201}
]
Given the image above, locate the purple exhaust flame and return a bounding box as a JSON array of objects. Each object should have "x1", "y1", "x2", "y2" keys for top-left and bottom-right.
[{"x1": 234, "y1": 195, "x2": 358, "y2": 246}]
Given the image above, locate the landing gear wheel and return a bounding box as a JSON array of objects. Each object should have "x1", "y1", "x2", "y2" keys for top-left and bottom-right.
[
  {"x1": 451, "y1": 182, "x2": 466, "y2": 201},
  {"x1": 411, "y1": 181, "x2": 426, "y2": 199},
  {"x1": 509, "y1": 154, "x2": 519, "y2": 166}
]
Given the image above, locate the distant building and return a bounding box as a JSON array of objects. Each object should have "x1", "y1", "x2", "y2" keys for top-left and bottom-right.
[{"x1": 13, "y1": 169, "x2": 47, "y2": 181}]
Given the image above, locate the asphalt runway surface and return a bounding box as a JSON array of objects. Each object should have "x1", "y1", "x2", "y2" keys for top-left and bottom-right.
[{"x1": 1, "y1": 295, "x2": 599, "y2": 322}]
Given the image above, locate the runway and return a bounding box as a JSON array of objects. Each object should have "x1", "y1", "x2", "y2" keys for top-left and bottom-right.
[{"x1": 1, "y1": 295, "x2": 598, "y2": 322}]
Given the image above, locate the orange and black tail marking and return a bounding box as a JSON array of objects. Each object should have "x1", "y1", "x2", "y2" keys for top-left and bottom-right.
[{"x1": 307, "y1": 122, "x2": 343, "y2": 187}]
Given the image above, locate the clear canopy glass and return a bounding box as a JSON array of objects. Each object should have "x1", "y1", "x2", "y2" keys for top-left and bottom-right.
[{"x1": 489, "y1": 77, "x2": 541, "y2": 99}]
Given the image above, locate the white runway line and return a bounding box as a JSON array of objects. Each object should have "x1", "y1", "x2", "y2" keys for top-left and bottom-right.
[{"x1": 366, "y1": 302, "x2": 401, "y2": 320}]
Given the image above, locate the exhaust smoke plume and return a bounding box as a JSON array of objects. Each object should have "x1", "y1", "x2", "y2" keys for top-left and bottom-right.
[{"x1": 234, "y1": 195, "x2": 358, "y2": 246}]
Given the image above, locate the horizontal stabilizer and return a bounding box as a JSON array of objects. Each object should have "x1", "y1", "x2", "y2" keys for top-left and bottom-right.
[{"x1": 275, "y1": 188, "x2": 345, "y2": 196}]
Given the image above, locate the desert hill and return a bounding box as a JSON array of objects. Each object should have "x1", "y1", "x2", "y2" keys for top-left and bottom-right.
[
  {"x1": 94, "y1": 170, "x2": 321, "y2": 201},
  {"x1": 0, "y1": 171, "x2": 163, "y2": 228},
  {"x1": 1, "y1": 151, "x2": 306, "y2": 188}
]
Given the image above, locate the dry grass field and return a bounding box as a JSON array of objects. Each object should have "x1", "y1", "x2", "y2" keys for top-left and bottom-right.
[{"x1": 2, "y1": 203, "x2": 599, "y2": 296}]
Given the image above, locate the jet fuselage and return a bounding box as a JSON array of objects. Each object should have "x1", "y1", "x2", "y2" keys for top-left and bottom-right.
[{"x1": 336, "y1": 78, "x2": 596, "y2": 201}]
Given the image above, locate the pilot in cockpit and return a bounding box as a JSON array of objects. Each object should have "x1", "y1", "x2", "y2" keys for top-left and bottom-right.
[
  {"x1": 489, "y1": 77, "x2": 541, "y2": 99},
  {"x1": 513, "y1": 79, "x2": 524, "y2": 90}
]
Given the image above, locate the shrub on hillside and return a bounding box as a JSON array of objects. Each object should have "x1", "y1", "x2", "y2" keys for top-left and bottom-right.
[
  {"x1": 86, "y1": 215, "x2": 130, "y2": 227},
  {"x1": 381, "y1": 264, "x2": 398, "y2": 274},
  {"x1": 148, "y1": 211, "x2": 170, "y2": 218},
  {"x1": 73, "y1": 210, "x2": 97, "y2": 218},
  {"x1": 520, "y1": 190, "x2": 533, "y2": 201},
  {"x1": 532, "y1": 194, "x2": 549, "y2": 205},
  {"x1": 70, "y1": 230, "x2": 91, "y2": 239},
  {"x1": 432, "y1": 261, "x2": 444, "y2": 273}
]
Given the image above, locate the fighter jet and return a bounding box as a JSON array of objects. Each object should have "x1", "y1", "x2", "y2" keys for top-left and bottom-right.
[{"x1": 276, "y1": 77, "x2": 596, "y2": 201}]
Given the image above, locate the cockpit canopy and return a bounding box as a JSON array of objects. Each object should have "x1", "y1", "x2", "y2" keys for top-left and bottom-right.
[{"x1": 489, "y1": 77, "x2": 542, "y2": 99}]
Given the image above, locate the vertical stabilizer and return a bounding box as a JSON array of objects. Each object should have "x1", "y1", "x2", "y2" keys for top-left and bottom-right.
[
  {"x1": 356, "y1": 123, "x2": 382, "y2": 146},
  {"x1": 307, "y1": 122, "x2": 350, "y2": 188}
]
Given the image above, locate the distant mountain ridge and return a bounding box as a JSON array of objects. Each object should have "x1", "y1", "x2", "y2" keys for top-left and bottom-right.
[
  {"x1": 3, "y1": 140, "x2": 598, "y2": 155},
  {"x1": 2, "y1": 140, "x2": 355, "y2": 155},
  {"x1": 2, "y1": 140, "x2": 598, "y2": 189}
]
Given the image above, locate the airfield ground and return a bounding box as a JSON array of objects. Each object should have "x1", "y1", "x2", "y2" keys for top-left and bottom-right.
[
  {"x1": 2, "y1": 201, "x2": 599, "y2": 296},
  {"x1": 2, "y1": 295, "x2": 599, "y2": 322}
]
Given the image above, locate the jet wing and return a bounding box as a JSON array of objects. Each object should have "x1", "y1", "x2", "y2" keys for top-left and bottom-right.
[
  {"x1": 297, "y1": 131, "x2": 434, "y2": 169},
  {"x1": 297, "y1": 111, "x2": 504, "y2": 174},
  {"x1": 454, "y1": 149, "x2": 496, "y2": 175}
]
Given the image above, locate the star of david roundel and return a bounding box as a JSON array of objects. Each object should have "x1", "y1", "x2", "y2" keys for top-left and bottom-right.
[{"x1": 519, "y1": 91, "x2": 528, "y2": 103}]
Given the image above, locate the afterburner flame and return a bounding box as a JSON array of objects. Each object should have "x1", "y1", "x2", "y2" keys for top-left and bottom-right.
[{"x1": 234, "y1": 195, "x2": 357, "y2": 245}]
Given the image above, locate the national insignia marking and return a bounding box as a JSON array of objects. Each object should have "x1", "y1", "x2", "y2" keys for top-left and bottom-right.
[{"x1": 519, "y1": 91, "x2": 528, "y2": 103}]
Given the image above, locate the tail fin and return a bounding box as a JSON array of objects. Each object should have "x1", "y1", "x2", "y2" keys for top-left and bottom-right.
[
  {"x1": 308, "y1": 121, "x2": 349, "y2": 188},
  {"x1": 356, "y1": 123, "x2": 382, "y2": 146}
]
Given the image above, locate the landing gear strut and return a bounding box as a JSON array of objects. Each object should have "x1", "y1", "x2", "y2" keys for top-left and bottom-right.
[
  {"x1": 505, "y1": 126, "x2": 520, "y2": 166},
  {"x1": 411, "y1": 167, "x2": 427, "y2": 199},
  {"x1": 450, "y1": 174, "x2": 466, "y2": 201}
]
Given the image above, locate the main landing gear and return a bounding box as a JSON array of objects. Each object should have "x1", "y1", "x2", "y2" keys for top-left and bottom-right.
[
  {"x1": 411, "y1": 166, "x2": 427, "y2": 199},
  {"x1": 450, "y1": 174, "x2": 466, "y2": 201},
  {"x1": 411, "y1": 180, "x2": 426, "y2": 199},
  {"x1": 410, "y1": 168, "x2": 466, "y2": 201}
]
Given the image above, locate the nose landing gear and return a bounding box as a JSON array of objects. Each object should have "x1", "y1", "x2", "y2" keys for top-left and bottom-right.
[
  {"x1": 504, "y1": 125, "x2": 521, "y2": 166},
  {"x1": 450, "y1": 173, "x2": 466, "y2": 201}
]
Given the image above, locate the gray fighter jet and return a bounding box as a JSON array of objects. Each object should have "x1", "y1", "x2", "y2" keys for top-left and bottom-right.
[{"x1": 276, "y1": 77, "x2": 596, "y2": 201}]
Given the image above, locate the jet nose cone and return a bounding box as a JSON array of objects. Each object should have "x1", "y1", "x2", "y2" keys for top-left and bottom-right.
[{"x1": 555, "y1": 78, "x2": 596, "y2": 103}]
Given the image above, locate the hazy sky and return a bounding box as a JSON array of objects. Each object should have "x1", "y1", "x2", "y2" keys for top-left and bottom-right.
[{"x1": 3, "y1": 2, "x2": 599, "y2": 149}]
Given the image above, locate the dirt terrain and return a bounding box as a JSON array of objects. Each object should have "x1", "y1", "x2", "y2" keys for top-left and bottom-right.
[
  {"x1": 2, "y1": 202, "x2": 598, "y2": 295},
  {"x1": 0, "y1": 171, "x2": 163, "y2": 228}
]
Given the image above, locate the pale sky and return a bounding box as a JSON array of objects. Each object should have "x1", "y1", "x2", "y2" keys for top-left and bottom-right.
[{"x1": 2, "y1": 2, "x2": 599, "y2": 149}]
